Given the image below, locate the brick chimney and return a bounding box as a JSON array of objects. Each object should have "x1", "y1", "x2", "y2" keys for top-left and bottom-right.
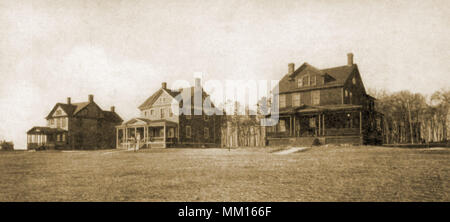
[
  {"x1": 67, "y1": 97, "x2": 71, "y2": 105},
  {"x1": 195, "y1": 78, "x2": 201, "y2": 89},
  {"x1": 347, "y1": 53, "x2": 354, "y2": 66},
  {"x1": 110, "y1": 106, "x2": 115, "y2": 112},
  {"x1": 88, "y1": 94, "x2": 94, "y2": 103},
  {"x1": 288, "y1": 63, "x2": 295, "y2": 74},
  {"x1": 161, "y1": 82, "x2": 167, "y2": 89}
]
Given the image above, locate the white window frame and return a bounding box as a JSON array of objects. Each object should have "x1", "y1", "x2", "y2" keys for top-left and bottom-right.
[
  {"x1": 310, "y1": 75, "x2": 316, "y2": 86},
  {"x1": 160, "y1": 108, "x2": 164, "y2": 118},
  {"x1": 297, "y1": 78, "x2": 303, "y2": 88},
  {"x1": 302, "y1": 75, "x2": 310, "y2": 87}
]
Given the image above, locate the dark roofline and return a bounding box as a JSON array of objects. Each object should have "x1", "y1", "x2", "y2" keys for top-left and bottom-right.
[{"x1": 277, "y1": 83, "x2": 343, "y2": 94}]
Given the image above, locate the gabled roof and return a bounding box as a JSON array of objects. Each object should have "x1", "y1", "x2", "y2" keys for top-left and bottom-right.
[
  {"x1": 321, "y1": 65, "x2": 356, "y2": 85},
  {"x1": 288, "y1": 63, "x2": 324, "y2": 78},
  {"x1": 120, "y1": 118, "x2": 178, "y2": 127},
  {"x1": 103, "y1": 111, "x2": 123, "y2": 122},
  {"x1": 138, "y1": 86, "x2": 215, "y2": 111},
  {"x1": 138, "y1": 89, "x2": 165, "y2": 110},
  {"x1": 45, "y1": 99, "x2": 122, "y2": 123},
  {"x1": 45, "y1": 102, "x2": 92, "y2": 119},
  {"x1": 277, "y1": 63, "x2": 358, "y2": 94},
  {"x1": 72, "y1": 102, "x2": 90, "y2": 114}
]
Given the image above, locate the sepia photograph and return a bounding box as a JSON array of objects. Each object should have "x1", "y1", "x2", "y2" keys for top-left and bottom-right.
[{"x1": 0, "y1": 0, "x2": 448, "y2": 213}]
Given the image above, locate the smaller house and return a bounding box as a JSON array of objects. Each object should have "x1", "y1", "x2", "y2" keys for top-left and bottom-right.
[
  {"x1": 0, "y1": 141, "x2": 14, "y2": 151},
  {"x1": 27, "y1": 95, "x2": 123, "y2": 150}
]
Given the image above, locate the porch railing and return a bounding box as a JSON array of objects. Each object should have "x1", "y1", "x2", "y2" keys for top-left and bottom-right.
[{"x1": 267, "y1": 127, "x2": 361, "y2": 138}]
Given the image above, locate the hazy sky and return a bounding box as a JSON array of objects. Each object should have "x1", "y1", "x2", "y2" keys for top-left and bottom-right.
[{"x1": 1, "y1": 0, "x2": 449, "y2": 149}]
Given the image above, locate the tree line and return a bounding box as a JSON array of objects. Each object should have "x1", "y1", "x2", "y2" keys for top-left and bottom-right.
[{"x1": 368, "y1": 88, "x2": 450, "y2": 144}]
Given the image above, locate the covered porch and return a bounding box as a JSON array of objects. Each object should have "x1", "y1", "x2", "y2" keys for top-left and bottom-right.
[
  {"x1": 26, "y1": 127, "x2": 68, "y2": 150},
  {"x1": 267, "y1": 105, "x2": 364, "y2": 145},
  {"x1": 115, "y1": 118, "x2": 178, "y2": 149}
]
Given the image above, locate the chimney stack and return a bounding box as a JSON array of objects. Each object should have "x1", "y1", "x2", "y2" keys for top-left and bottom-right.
[
  {"x1": 111, "y1": 106, "x2": 115, "y2": 112},
  {"x1": 161, "y1": 82, "x2": 167, "y2": 89},
  {"x1": 67, "y1": 97, "x2": 71, "y2": 105},
  {"x1": 88, "y1": 94, "x2": 94, "y2": 103},
  {"x1": 288, "y1": 63, "x2": 295, "y2": 74},
  {"x1": 195, "y1": 78, "x2": 201, "y2": 89},
  {"x1": 347, "y1": 53, "x2": 354, "y2": 66}
]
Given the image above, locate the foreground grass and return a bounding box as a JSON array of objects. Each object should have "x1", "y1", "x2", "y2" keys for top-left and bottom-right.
[{"x1": 0, "y1": 146, "x2": 448, "y2": 201}]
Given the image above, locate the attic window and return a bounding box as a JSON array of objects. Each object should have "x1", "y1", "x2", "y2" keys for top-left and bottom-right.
[
  {"x1": 310, "y1": 75, "x2": 316, "y2": 86},
  {"x1": 56, "y1": 110, "x2": 62, "y2": 115},
  {"x1": 297, "y1": 79, "x2": 302, "y2": 88},
  {"x1": 352, "y1": 77, "x2": 356, "y2": 85},
  {"x1": 302, "y1": 76, "x2": 310, "y2": 87}
]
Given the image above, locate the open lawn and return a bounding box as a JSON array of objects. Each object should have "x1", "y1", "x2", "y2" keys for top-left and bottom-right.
[{"x1": 0, "y1": 146, "x2": 448, "y2": 201}]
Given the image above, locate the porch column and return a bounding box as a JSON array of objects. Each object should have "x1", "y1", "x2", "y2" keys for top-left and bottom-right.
[
  {"x1": 116, "y1": 128, "x2": 119, "y2": 149},
  {"x1": 359, "y1": 111, "x2": 362, "y2": 135},
  {"x1": 290, "y1": 116, "x2": 293, "y2": 137},
  {"x1": 293, "y1": 115, "x2": 296, "y2": 137},
  {"x1": 322, "y1": 114, "x2": 326, "y2": 136},
  {"x1": 144, "y1": 126, "x2": 147, "y2": 144},
  {"x1": 298, "y1": 116, "x2": 301, "y2": 137},
  {"x1": 318, "y1": 114, "x2": 321, "y2": 136},
  {"x1": 125, "y1": 127, "x2": 128, "y2": 149},
  {"x1": 163, "y1": 124, "x2": 166, "y2": 148}
]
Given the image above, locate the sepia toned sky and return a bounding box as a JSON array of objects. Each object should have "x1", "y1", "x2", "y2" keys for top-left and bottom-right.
[{"x1": 0, "y1": 0, "x2": 449, "y2": 149}]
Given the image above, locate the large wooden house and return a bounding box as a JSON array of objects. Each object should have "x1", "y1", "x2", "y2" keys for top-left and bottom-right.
[
  {"x1": 115, "y1": 78, "x2": 222, "y2": 149},
  {"x1": 266, "y1": 53, "x2": 383, "y2": 146},
  {"x1": 26, "y1": 95, "x2": 123, "y2": 150}
]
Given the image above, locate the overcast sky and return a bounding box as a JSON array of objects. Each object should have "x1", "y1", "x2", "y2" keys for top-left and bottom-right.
[{"x1": 0, "y1": 0, "x2": 449, "y2": 149}]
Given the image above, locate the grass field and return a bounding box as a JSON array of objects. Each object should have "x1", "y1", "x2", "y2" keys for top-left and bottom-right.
[{"x1": 0, "y1": 146, "x2": 448, "y2": 201}]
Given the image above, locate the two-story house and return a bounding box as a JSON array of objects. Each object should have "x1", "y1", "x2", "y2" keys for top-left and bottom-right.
[
  {"x1": 26, "y1": 95, "x2": 123, "y2": 150},
  {"x1": 116, "y1": 78, "x2": 222, "y2": 148},
  {"x1": 266, "y1": 53, "x2": 383, "y2": 146}
]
